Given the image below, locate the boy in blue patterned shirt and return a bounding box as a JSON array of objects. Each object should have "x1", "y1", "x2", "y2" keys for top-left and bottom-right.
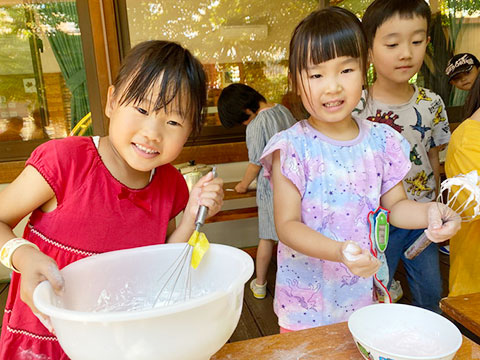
[{"x1": 360, "y1": 0, "x2": 451, "y2": 313}]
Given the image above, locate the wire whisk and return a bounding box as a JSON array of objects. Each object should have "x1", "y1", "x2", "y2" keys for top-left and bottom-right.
[
  {"x1": 152, "y1": 167, "x2": 217, "y2": 307},
  {"x1": 404, "y1": 170, "x2": 480, "y2": 259}
]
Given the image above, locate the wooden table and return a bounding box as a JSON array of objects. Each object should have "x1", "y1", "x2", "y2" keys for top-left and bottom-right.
[
  {"x1": 441, "y1": 292, "x2": 480, "y2": 338},
  {"x1": 212, "y1": 321, "x2": 480, "y2": 359}
]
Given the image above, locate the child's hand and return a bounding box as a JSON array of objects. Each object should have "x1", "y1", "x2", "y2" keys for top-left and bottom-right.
[
  {"x1": 424, "y1": 203, "x2": 461, "y2": 243},
  {"x1": 186, "y1": 171, "x2": 224, "y2": 222},
  {"x1": 234, "y1": 182, "x2": 248, "y2": 193},
  {"x1": 13, "y1": 245, "x2": 64, "y2": 332},
  {"x1": 340, "y1": 241, "x2": 381, "y2": 278}
]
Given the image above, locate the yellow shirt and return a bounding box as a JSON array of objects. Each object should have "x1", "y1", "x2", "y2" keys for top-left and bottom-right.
[{"x1": 445, "y1": 119, "x2": 480, "y2": 296}]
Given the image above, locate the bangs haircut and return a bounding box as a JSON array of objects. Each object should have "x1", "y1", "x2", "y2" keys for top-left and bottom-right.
[
  {"x1": 112, "y1": 40, "x2": 207, "y2": 135},
  {"x1": 362, "y1": 0, "x2": 431, "y2": 49},
  {"x1": 289, "y1": 7, "x2": 367, "y2": 117}
]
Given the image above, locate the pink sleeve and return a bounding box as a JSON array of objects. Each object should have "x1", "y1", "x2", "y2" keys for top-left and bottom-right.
[
  {"x1": 381, "y1": 127, "x2": 411, "y2": 195},
  {"x1": 25, "y1": 140, "x2": 67, "y2": 204},
  {"x1": 260, "y1": 135, "x2": 306, "y2": 197},
  {"x1": 25, "y1": 137, "x2": 95, "y2": 205}
]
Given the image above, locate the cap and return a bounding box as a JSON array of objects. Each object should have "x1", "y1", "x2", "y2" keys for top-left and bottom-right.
[{"x1": 445, "y1": 53, "x2": 480, "y2": 81}]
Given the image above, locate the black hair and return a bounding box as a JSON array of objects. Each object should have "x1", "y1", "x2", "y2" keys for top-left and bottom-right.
[
  {"x1": 464, "y1": 73, "x2": 480, "y2": 119},
  {"x1": 217, "y1": 84, "x2": 266, "y2": 128},
  {"x1": 362, "y1": 0, "x2": 431, "y2": 49},
  {"x1": 112, "y1": 40, "x2": 207, "y2": 135},
  {"x1": 289, "y1": 7, "x2": 368, "y2": 118}
]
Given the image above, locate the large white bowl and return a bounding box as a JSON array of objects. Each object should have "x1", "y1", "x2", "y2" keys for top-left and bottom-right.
[
  {"x1": 33, "y1": 243, "x2": 254, "y2": 360},
  {"x1": 348, "y1": 303, "x2": 462, "y2": 360}
]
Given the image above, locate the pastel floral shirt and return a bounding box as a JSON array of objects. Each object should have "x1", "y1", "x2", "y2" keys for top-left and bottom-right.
[{"x1": 260, "y1": 118, "x2": 410, "y2": 330}]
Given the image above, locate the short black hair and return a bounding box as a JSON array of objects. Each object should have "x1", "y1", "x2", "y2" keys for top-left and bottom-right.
[
  {"x1": 217, "y1": 84, "x2": 266, "y2": 128},
  {"x1": 112, "y1": 40, "x2": 207, "y2": 135},
  {"x1": 362, "y1": 0, "x2": 431, "y2": 49},
  {"x1": 289, "y1": 7, "x2": 368, "y2": 117}
]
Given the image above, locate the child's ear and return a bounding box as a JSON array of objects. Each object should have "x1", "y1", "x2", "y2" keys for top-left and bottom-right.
[
  {"x1": 105, "y1": 85, "x2": 116, "y2": 117},
  {"x1": 426, "y1": 36, "x2": 431, "y2": 46}
]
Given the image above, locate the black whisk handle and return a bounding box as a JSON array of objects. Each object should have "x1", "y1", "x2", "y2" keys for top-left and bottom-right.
[{"x1": 404, "y1": 232, "x2": 430, "y2": 259}]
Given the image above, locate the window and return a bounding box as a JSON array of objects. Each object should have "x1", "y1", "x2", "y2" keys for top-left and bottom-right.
[
  {"x1": 0, "y1": 1, "x2": 90, "y2": 162},
  {"x1": 120, "y1": 0, "x2": 320, "y2": 145}
]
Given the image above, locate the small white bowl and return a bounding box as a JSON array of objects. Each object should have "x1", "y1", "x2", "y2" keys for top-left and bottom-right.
[{"x1": 348, "y1": 303, "x2": 462, "y2": 360}]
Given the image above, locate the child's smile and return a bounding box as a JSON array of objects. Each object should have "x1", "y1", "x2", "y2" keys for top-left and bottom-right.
[
  {"x1": 104, "y1": 85, "x2": 192, "y2": 179},
  {"x1": 298, "y1": 56, "x2": 363, "y2": 134},
  {"x1": 323, "y1": 99, "x2": 344, "y2": 111},
  {"x1": 132, "y1": 142, "x2": 160, "y2": 157}
]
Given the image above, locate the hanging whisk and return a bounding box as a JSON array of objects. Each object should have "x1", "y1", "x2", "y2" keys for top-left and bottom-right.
[
  {"x1": 404, "y1": 170, "x2": 480, "y2": 259},
  {"x1": 152, "y1": 167, "x2": 216, "y2": 307}
]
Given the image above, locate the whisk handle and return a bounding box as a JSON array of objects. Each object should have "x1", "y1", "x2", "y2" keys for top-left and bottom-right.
[
  {"x1": 194, "y1": 166, "x2": 217, "y2": 230},
  {"x1": 195, "y1": 205, "x2": 208, "y2": 229},
  {"x1": 404, "y1": 232, "x2": 430, "y2": 259}
]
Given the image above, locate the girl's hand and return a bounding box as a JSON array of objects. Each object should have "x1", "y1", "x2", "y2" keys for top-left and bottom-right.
[
  {"x1": 13, "y1": 245, "x2": 64, "y2": 332},
  {"x1": 424, "y1": 203, "x2": 461, "y2": 243},
  {"x1": 185, "y1": 171, "x2": 224, "y2": 223},
  {"x1": 340, "y1": 241, "x2": 381, "y2": 278}
]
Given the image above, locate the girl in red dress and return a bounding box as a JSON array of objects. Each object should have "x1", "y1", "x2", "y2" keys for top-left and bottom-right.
[{"x1": 0, "y1": 40, "x2": 224, "y2": 359}]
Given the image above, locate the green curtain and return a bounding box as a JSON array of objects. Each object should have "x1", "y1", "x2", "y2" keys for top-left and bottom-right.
[{"x1": 37, "y1": 2, "x2": 90, "y2": 134}]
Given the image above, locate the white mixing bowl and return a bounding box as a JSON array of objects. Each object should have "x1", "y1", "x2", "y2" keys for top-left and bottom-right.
[
  {"x1": 33, "y1": 243, "x2": 254, "y2": 360},
  {"x1": 348, "y1": 303, "x2": 462, "y2": 360}
]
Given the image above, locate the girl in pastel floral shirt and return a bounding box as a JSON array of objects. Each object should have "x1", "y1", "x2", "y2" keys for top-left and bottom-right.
[{"x1": 260, "y1": 7, "x2": 460, "y2": 332}]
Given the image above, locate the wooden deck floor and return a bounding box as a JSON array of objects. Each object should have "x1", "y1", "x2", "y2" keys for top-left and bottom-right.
[{"x1": 229, "y1": 256, "x2": 279, "y2": 342}]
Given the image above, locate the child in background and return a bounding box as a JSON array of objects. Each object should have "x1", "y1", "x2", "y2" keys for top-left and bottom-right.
[
  {"x1": 217, "y1": 84, "x2": 296, "y2": 299},
  {"x1": 260, "y1": 7, "x2": 460, "y2": 332},
  {"x1": 0, "y1": 40, "x2": 224, "y2": 359},
  {"x1": 446, "y1": 53, "x2": 480, "y2": 92},
  {"x1": 360, "y1": 0, "x2": 451, "y2": 313},
  {"x1": 445, "y1": 72, "x2": 480, "y2": 296}
]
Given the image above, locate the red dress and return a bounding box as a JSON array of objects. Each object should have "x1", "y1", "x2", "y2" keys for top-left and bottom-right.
[{"x1": 0, "y1": 137, "x2": 189, "y2": 359}]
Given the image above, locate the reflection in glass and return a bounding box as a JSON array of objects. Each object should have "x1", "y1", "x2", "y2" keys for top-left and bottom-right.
[
  {"x1": 125, "y1": 0, "x2": 318, "y2": 126},
  {"x1": 0, "y1": 1, "x2": 90, "y2": 146}
]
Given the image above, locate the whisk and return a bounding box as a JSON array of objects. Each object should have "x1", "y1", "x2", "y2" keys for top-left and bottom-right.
[
  {"x1": 152, "y1": 167, "x2": 216, "y2": 307},
  {"x1": 404, "y1": 170, "x2": 480, "y2": 259}
]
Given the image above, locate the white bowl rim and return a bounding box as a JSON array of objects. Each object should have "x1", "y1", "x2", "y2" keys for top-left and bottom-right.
[
  {"x1": 33, "y1": 243, "x2": 253, "y2": 323},
  {"x1": 348, "y1": 303, "x2": 463, "y2": 360}
]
